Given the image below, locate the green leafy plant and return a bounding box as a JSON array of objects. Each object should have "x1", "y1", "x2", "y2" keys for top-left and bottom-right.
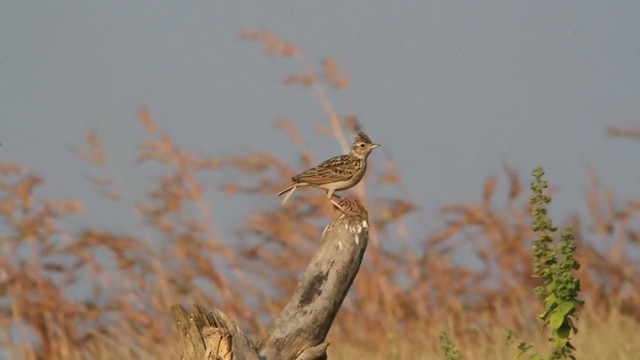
[
  {"x1": 528, "y1": 166, "x2": 583, "y2": 360},
  {"x1": 505, "y1": 329, "x2": 533, "y2": 360},
  {"x1": 438, "y1": 332, "x2": 463, "y2": 360}
]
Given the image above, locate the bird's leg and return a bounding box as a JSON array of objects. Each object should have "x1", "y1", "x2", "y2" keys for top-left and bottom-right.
[
  {"x1": 327, "y1": 189, "x2": 346, "y2": 213},
  {"x1": 330, "y1": 198, "x2": 346, "y2": 213}
]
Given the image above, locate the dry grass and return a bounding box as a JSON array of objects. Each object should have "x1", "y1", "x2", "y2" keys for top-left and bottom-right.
[
  {"x1": 0, "y1": 30, "x2": 638, "y2": 359},
  {"x1": 328, "y1": 303, "x2": 640, "y2": 360}
]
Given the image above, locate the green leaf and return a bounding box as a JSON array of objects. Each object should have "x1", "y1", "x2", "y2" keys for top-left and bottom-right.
[
  {"x1": 557, "y1": 323, "x2": 570, "y2": 338},
  {"x1": 558, "y1": 300, "x2": 574, "y2": 315},
  {"x1": 549, "y1": 301, "x2": 574, "y2": 329},
  {"x1": 553, "y1": 323, "x2": 571, "y2": 348},
  {"x1": 549, "y1": 310, "x2": 564, "y2": 330},
  {"x1": 544, "y1": 293, "x2": 557, "y2": 308}
]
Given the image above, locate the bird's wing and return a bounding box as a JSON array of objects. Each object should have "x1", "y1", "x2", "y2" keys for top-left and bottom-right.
[{"x1": 292, "y1": 155, "x2": 361, "y2": 185}]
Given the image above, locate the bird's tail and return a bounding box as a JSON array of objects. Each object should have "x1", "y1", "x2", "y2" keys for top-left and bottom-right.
[{"x1": 277, "y1": 185, "x2": 298, "y2": 204}]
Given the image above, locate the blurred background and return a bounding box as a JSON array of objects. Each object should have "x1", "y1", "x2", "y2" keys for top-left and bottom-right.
[{"x1": 1, "y1": 1, "x2": 639, "y2": 359}]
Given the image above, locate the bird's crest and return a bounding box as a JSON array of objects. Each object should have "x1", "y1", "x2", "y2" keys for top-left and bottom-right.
[{"x1": 355, "y1": 131, "x2": 373, "y2": 144}]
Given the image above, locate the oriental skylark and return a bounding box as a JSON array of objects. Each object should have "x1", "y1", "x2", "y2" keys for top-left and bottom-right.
[{"x1": 277, "y1": 131, "x2": 380, "y2": 210}]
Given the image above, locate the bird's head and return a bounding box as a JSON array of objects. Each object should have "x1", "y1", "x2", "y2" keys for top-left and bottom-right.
[{"x1": 350, "y1": 131, "x2": 381, "y2": 159}]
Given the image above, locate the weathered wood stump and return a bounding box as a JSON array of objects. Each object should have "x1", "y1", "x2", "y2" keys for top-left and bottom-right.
[{"x1": 172, "y1": 199, "x2": 369, "y2": 360}]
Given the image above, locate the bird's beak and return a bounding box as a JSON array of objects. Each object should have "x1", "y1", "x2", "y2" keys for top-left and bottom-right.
[{"x1": 371, "y1": 143, "x2": 381, "y2": 148}]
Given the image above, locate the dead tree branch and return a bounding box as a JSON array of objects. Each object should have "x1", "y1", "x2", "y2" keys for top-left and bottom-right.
[{"x1": 172, "y1": 199, "x2": 370, "y2": 360}]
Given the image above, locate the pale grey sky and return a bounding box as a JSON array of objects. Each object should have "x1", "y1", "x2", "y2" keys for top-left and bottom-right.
[{"x1": 1, "y1": 1, "x2": 639, "y2": 238}]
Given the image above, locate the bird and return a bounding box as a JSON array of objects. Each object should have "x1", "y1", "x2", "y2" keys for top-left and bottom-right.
[{"x1": 277, "y1": 131, "x2": 380, "y2": 211}]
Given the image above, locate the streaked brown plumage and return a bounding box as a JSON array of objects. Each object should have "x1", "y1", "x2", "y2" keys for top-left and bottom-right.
[{"x1": 277, "y1": 131, "x2": 380, "y2": 210}]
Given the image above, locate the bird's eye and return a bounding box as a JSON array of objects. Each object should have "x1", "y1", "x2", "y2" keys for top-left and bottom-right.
[{"x1": 359, "y1": 143, "x2": 366, "y2": 148}]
